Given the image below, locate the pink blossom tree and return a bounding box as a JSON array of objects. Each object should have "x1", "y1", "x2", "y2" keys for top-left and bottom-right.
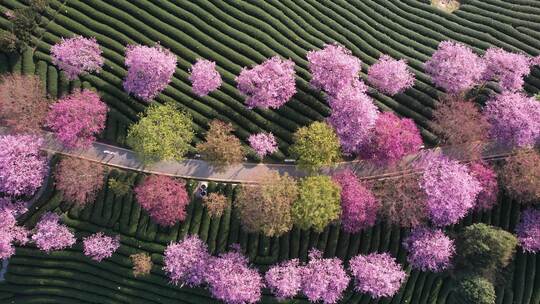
[
  {"x1": 359, "y1": 112, "x2": 423, "y2": 165},
  {"x1": 0, "y1": 198, "x2": 29, "y2": 260},
  {"x1": 83, "y1": 232, "x2": 120, "y2": 262},
  {"x1": 420, "y1": 154, "x2": 481, "y2": 226},
  {"x1": 424, "y1": 40, "x2": 485, "y2": 94},
  {"x1": 236, "y1": 56, "x2": 296, "y2": 109},
  {"x1": 349, "y1": 252, "x2": 407, "y2": 298},
  {"x1": 468, "y1": 162, "x2": 498, "y2": 211},
  {"x1": 32, "y1": 212, "x2": 76, "y2": 253},
  {"x1": 205, "y1": 247, "x2": 263, "y2": 304},
  {"x1": 0, "y1": 134, "x2": 47, "y2": 197},
  {"x1": 403, "y1": 227, "x2": 455, "y2": 272},
  {"x1": 123, "y1": 44, "x2": 177, "y2": 101},
  {"x1": 134, "y1": 175, "x2": 190, "y2": 227},
  {"x1": 45, "y1": 90, "x2": 108, "y2": 149},
  {"x1": 482, "y1": 47, "x2": 532, "y2": 91},
  {"x1": 515, "y1": 208, "x2": 540, "y2": 253},
  {"x1": 265, "y1": 259, "x2": 303, "y2": 301},
  {"x1": 247, "y1": 132, "x2": 278, "y2": 158},
  {"x1": 307, "y1": 43, "x2": 362, "y2": 96},
  {"x1": 483, "y1": 92, "x2": 540, "y2": 148},
  {"x1": 368, "y1": 54, "x2": 415, "y2": 95},
  {"x1": 51, "y1": 36, "x2": 104, "y2": 80},
  {"x1": 163, "y1": 235, "x2": 210, "y2": 287},
  {"x1": 327, "y1": 86, "x2": 379, "y2": 155},
  {"x1": 54, "y1": 157, "x2": 106, "y2": 206},
  {"x1": 301, "y1": 249, "x2": 350, "y2": 304},
  {"x1": 332, "y1": 169, "x2": 379, "y2": 233},
  {"x1": 189, "y1": 59, "x2": 222, "y2": 96}
]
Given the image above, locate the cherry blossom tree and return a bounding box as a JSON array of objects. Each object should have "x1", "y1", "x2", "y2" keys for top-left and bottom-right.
[
  {"x1": 54, "y1": 157, "x2": 106, "y2": 206},
  {"x1": 189, "y1": 59, "x2": 222, "y2": 97},
  {"x1": 265, "y1": 259, "x2": 303, "y2": 301},
  {"x1": 123, "y1": 44, "x2": 177, "y2": 101},
  {"x1": 32, "y1": 212, "x2": 76, "y2": 253},
  {"x1": 248, "y1": 132, "x2": 278, "y2": 158},
  {"x1": 500, "y1": 149, "x2": 540, "y2": 203},
  {"x1": 482, "y1": 47, "x2": 532, "y2": 91},
  {"x1": 83, "y1": 232, "x2": 120, "y2": 262},
  {"x1": 0, "y1": 134, "x2": 47, "y2": 197},
  {"x1": 45, "y1": 89, "x2": 108, "y2": 149},
  {"x1": 349, "y1": 252, "x2": 407, "y2": 298},
  {"x1": 515, "y1": 208, "x2": 540, "y2": 253},
  {"x1": 403, "y1": 227, "x2": 455, "y2": 272},
  {"x1": 236, "y1": 56, "x2": 296, "y2": 109},
  {"x1": 0, "y1": 198, "x2": 29, "y2": 260},
  {"x1": 468, "y1": 162, "x2": 498, "y2": 211},
  {"x1": 0, "y1": 74, "x2": 48, "y2": 133},
  {"x1": 134, "y1": 175, "x2": 190, "y2": 227},
  {"x1": 368, "y1": 54, "x2": 415, "y2": 95},
  {"x1": 163, "y1": 235, "x2": 210, "y2": 287},
  {"x1": 51, "y1": 36, "x2": 104, "y2": 80}
]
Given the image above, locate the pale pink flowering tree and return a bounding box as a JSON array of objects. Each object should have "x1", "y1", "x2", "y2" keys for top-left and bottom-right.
[
  {"x1": 134, "y1": 175, "x2": 190, "y2": 227},
  {"x1": 515, "y1": 208, "x2": 540, "y2": 253},
  {"x1": 482, "y1": 47, "x2": 532, "y2": 92},
  {"x1": 0, "y1": 198, "x2": 29, "y2": 260},
  {"x1": 484, "y1": 92, "x2": 540, "y2": 148},
  {"x1": 123, "y1": 44, "x2": 177, "y2": 101},
  {"x1": 163, "y1": 235, "x2": 210, "y2": 287},
  {"x1": 359, "y1": 112, "x2": 423, "y2": 165},
  {"x1": 236, "y1": 56, "x2": 296, "y2": 109},
  {"x1": 420, "y1": 154, "x2": 482, "y2": 226},
  {"x1": 368, "y1": 54, "x2": 415, "y2": 95},
  {"x1": 468, "y1": 162, "x2": 498, "y2": 211},
  {"x1": 403, "y1": 227, "x2": 455, "y2": 272},
  {"x1": 31, "y1": 212, "x2": 76, "y2": 253},
  {"x1": 0, "y1": 134, "x2": 47, "y2": 197},
  {"x1": 424, "y1": 41, "x2": 486, "y2": 94},
  {"x1": 189, "y1": 59, "x2": 222, "y2": 96},
  {"x1": 248, "y1": 132, "x2": 278, "y2": 158},
  {"x1": 301, "y1": 249, "x2": 350, "y2": 304},
  {"x1": 264, "y1": 259, "x2": 303, "y2": 300},
  {"x1": 83, "y1": 232, "x2": 120, "y2": 262},
  {"x1": 349, "y1": 252, "x2": 407, "y2": 298},
  {"x1": 307, "y1": 43, "x2": 362, "y2": 96},
  {"x1": 45, "y1": 90, "x2": 107, "y2": 149},
  {"x1": 51, "y1": 36, "x2": 104, "y2": 80},
  {"x1": 332, "y1": 169, "x2": 379, "y2": 233},
  {"x1": 327, "y1": 85, "x2": 379, "y2": 154}
]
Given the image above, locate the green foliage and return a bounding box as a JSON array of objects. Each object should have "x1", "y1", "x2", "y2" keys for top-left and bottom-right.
[
  {"x1": 0, "y1": 31, "x2": 20, "y2": 53},
  {"x1": 291, "y1": 175, "x2": 341, "y2": 232},
  {"x1": 451, "y1": 276, "x2": 496, "y2": 304},
  {"x1": 196, "y1": 120, "x2": 246, "y2": 172},
  {"x1": 126, "y1": 103, "x2": 194, "y2": 163},
  {"x1": 289, "y1": 122, "x2": 341, "y2": 172},
  {"x1": 108, "y1": 176, "x2": 135, "y2": 196},
  {"x1": 456, "y1": 223, "x2": 518, "y2": 276}
]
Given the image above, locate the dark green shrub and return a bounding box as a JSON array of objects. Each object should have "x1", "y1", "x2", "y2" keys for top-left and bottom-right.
[
  {"x1": 451, "y1": 276, "x2": 496, "y2": 304},
  {"x1": 0, "y1": 31, "x2": 19, "y2": 53}
]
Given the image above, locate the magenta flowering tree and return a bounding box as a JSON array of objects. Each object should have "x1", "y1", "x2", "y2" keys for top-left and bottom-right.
[
  {"x1": 403, "y1": 227, "x2": 455, "y2": 272},
  {"x1": 205, "y1": 248, "x2": 263, "y2": 304},
  {"x1": 265, "y1": 259, "x2": 303, "y2": 300},
  {"x1": 327, "y1": 86, "x2": 379, "y2": 154},
  {"x1": 420, "y1": 155, "x2": 482, "y2": 226},
  {"x1": 0, "y1": 135, "x2": 47, "y2": 197},
  {"x1": 359, "y1": 112, "x2": 423, "y2": 165},
  {"x1": 332, "y1": 169, "x2": 379, "y2": 233},
  {"x1": 51, "y1": 36, "x2": 104, "y2": 80},
  {"x1": 31, "y1": 212, "x2": 76, "y2": 253},
  {"x1": 0, "y1": 198, "x2": 29, "y2": 260},
  {"x1": 248, "y1": 132, "x2": 278, "y2": 158},
  {"x1": 468, "y1": 162, "x2": 498, "y2": 211},
  {"x1": 236, "y1": 56, "x2": 296, "y2": 109},
  {"x1": 307, "y1": 44, "x2": 362, "y2": 96},
  {"x1": 482, "y1": 47, "x2": 532, "y2": 91},
  {"x1": 349, "y1": 252, "x2": 407, "y2": 298},
  {"x1": 515, "y1": 208, "x2": 540, "y2": 253},
  {"x1": 123, "y1": 44, "x2": 177, "y2": 101},
  {"x1": 45, "y1": 90, "x2": 107, "y2": 149},
  {"x1": 83, "y1": 232, "x2": 120, "y2": 262},
  {"x1": 163, "y1": 235, "x2": 210, "y2": 287},
  {"x1": 301, "y1": 249, "x2": 350, "y2": 304},
  {"x1": 484, "y1": 92, "x2": 540, "y2": 148},
  {"x1": 134, "y1": 175, "x2": 190, "y2": 227},
  {"x1": 189, "y1": 59, "x2": 222, "y2": 97},
  {"x1": 424, "y1": 40, "x2": 485, "y2": 94},
  {"x1": 368, "y1": 54, "x2": 415, "y2": 95}
]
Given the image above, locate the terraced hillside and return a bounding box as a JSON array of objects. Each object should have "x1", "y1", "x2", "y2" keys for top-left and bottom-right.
[
  {"x1": 2, "y1": 0, "x2": 540, "y2": 160},
  {"x1": 0, "y1": 164, "x2": 538, "y2": 304}
]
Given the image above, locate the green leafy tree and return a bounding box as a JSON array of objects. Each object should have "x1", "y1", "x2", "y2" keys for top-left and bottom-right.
[
  {"x1": 196, "y1": 120, "x2": 246, "y2": 172},
  {"x1": 292, "y1": 175, "x2": 341, "y2": 232},
  {"x1": 126, "y1": 103, "x2": 194, "y2": 163},
  {"x1": 289, "y1": 122, "x2": 341, "y2": 172},
  {"x1": 235, "y1": 171, "x2": 298, "y2": 237},
  {"x1": 451, "y1": 276, "x2": 496, "y2": 304},
  {"x1": 456, "y1": 223, "x2": 518, "y2": 276},
  {"x1": 108, "y1": 175, "x2": 136, "y2": 196}
]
